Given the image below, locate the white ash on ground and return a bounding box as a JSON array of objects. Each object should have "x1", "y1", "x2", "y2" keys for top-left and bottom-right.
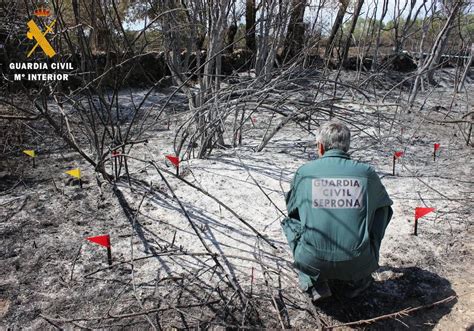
[{"x1": 0, "y1": 69, "x2": 473, "y2": 329}]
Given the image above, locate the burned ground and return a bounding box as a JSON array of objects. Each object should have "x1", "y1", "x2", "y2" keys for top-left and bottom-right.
[{"x1": 0, "y1": 69, "x2": 473, "y2": 329}]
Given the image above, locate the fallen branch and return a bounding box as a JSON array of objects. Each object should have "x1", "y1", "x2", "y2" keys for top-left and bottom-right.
[
  {"x1": 0, "y1": 114, "x2": 41, "y2": 121},
  {"x1": 257, "y1": 239, "x2": 286, "y2": 329},
  {"x1": 326, "y1": 295, "x2": 457, "y2": 329},
  {"x1": 108, "y1": 300, "x2": 221, "y2": 319},
  {"x1": 84, "y1": 250, "x2": 293, "y2": 280},
  {"x1": 39, "y1": 300, "x2": 221, "y2": 323},
  {"x1": 150, "y1": 164, "x2": 248, "y2": 303}
]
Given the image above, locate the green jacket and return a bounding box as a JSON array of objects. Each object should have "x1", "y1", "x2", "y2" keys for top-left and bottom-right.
[{"x1": 285, "y1": 149, "x2": 393, "y2": 279}]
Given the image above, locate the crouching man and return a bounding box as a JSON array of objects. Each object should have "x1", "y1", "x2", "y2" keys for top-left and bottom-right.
[{"x1": 282, "y1": 121, "x2": 393, "y2": 302}]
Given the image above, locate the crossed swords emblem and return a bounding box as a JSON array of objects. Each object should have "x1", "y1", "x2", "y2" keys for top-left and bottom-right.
[{"x1": 26, "y1": 19, "x2": 57, "y2": 58}]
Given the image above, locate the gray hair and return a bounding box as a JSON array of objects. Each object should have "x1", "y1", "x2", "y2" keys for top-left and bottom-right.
[{"x1": 317, "y1": 121, "x2": 351, "y2": 152}]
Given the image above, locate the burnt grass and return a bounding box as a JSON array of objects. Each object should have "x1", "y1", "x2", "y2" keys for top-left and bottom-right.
[{"x1": 0, "y1": 171, "x2": 460, "y2": 329}]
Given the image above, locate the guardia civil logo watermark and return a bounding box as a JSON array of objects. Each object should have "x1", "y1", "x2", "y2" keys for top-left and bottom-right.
[
  {"x1": 26, "y1": 7, "x2": 56, "y2": 58},
  {"x1": 9, "y1": 5, "x2": 73, "y2": 82}
]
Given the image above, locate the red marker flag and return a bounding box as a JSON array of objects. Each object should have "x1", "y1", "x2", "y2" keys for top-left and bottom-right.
[
  {"x1": 87, "y1": 235, "x2": 111, "y2": 248},
  {"x1": 392, "y1": 151, "x2": 403, "y2": 176},
  {"x1": 165, "y1": 155, "x2": 180, "y2": 168},
  {"x1": 394, "y1": 151, "x2": 404, "y2": 159},
  {"x1": 414, "y1": 207, "x2": 435, "y2": 235},
  {"x1": 415, "y1": 207, "x2": 435, "y2": 220},
  {"x1": 433, "y1": 143, "x2": 441, "y2": 161},
  {"x1": 111, "y1": 150, "x2": 120, "y2": 157},
  {"x1": 87, "y1": 235, "x2": 112, "y2": 265},
  {"x1": 251, "y1": 117, "x2": 256, "y2": 124}
]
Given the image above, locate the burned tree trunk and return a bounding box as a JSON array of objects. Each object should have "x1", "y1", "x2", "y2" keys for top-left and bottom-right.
[
  {"x1": 372, "y1": 0, "x2": 389, "y2": 70},
  {"x1": 426, "y1": 0, "x2": 463, "y2": 84},
  {"x1": 255, "y1": 0, "x2": 288, "y2": 79},
  {"x1": 409, "y1": 0, "x2": 463, "y2": 106},
  {"x1": 225, "y1": 24, "x2": 238, "y2": 53},
  {"x1": 199, "y1": 0, "x2": 231, "y2": 157},
  {"x1": 457, "y1": 43, "x2": 474, "y2": 92},
  {"x1": 341, "y1": 0, "x2": 365, "y2": 64},
  {"x1": 245, "y1": 0, "x2": 256, "y2": 53},
  {"x1": 283, "y1": 0, "x2": 307, "y2": 61},
  {"x1": 324, "y1": 0, "x2": 349, "y2": 59}
]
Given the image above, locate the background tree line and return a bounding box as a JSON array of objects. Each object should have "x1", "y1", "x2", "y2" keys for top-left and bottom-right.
[
  {"x1": 0, "y1": 0, "x2": 472, "y2": 168},
  {"x1": 2, "y1": 0, "x2": 472, "y2": 63}
]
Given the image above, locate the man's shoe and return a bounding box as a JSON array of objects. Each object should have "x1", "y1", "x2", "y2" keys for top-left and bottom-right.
[
  {"x1": 345, "y1": 276, "x2": 373, "y2": 299},
  {"x1": 308, "y1": 280, "x2": 332, "y2": 303}
]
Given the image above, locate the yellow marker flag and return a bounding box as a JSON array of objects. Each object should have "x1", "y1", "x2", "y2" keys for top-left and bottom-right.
[
  {"x1": 65, "y1": 168, "x2": 81, "y2": 179},
  {"x1": 23, "y1": 150, "x2": 36, "y2": 158}
]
